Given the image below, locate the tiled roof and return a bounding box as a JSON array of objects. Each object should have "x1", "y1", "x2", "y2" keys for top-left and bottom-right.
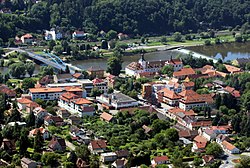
[
  {"x1": 30, "y1": 127, "x2": 48, "y2": 135},
  {"x1": 191, "y1": 120, "x2": 212, "y2": 127},
  {"x1": 100, "y1": 112, "x2": 113, "y2": 122},
  {"x1": 65, "y1": 86, "x2": 83, "y2": 92},
  {"x1": 22, "y1": 34, "x2": 33, "y2": 38},
  {"x1": 17, "y1": 98, "x2": 32, "y2": 104},
  {"x1": 194, "y1": 135, "x2": 207, "y2": 143},
  {"x1": 203, "y1": 65, "x2": 214, "y2": 70},
  {"x1": 92, "y1": 78, "x2": 105, "y2": 85},
  {"x1": 173, "y1": 67, "x2": 195, "y2": 77},
  {"x1": 166, "y1": 58, "x2": 182, "y2": 65},
  {"x1": 158, "y1": 88, "x2": 181, "y2": 99},
  {"x1": 182, "y1": 81, "x2": 195, "y2": 87},
  {"x1": 224, "y1": 64, "x2": 241, "y2": 73},
  {"x1": 72, "y1": 98, "x2": 92, "y2": 105},
  {"x1": 90, "y1": 140, "x2": 107, "y2": 149},
  {"x1": 202, "y1": 155, "x2": 214, "y2": 163},
  {"x1": 196, "y1": 141, "x2": 207, "y2": 149},
  {"x1": 26, "y1": 102, "x2": 40, "y2": 108},
  {"x1": 222, "y1": 140, "x2": 237, "y2": 151},
  {"x1": 153, "y1": 156, "x2": 169, "y2": 162},
  {"x1": 60, "y1": 92, "x2": 79, "y2": 101},
  {"x1": 29, "y1": 88, "x2": 63, "y2": 93},
  {"x1": 72, "y1": 73, "x2": 83, "y2": 79}
]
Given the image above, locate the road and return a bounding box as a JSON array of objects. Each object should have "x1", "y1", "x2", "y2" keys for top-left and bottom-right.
[{"x1": 220, "y1": 152, "x2": 240, "y2": 168}]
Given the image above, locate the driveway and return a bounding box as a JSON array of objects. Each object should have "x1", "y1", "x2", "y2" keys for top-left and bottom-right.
[{"x1": 220, "y1": 152, "x2": 240, "y2": 168}]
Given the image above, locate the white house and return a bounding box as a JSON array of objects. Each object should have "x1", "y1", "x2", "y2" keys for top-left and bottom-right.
[
  {"x1": 17, "y1": 98, "x2": 32, "y2": 110},
  {"x1": 165, "y1": 57, "x2": 183, "y2": 72},
  {"x1": 58, "y1": 92, "x2": 95, "y2": 117},
  {"x1": 21, "y1": 158, "x2": 38, "y2": 168},
  {"x1": 202, "y1": 128, "x2": 217, "y2": 141},
  {"x1": 100, "y1": 152, "x2": 117, "y2": 162},
  {"x1": 221, "y1": 140, "x2": 240, "y2": 154},
  {"x1": 29, "y1": 127, "x2": 50, "y2": 140},
  {"x1": 72, "y1": 31, "x2": 86, "y2": 39},
  {"x1": 45, "y1": 29, "x2": 63, "y2": 40},
  {"x1": 97, "y1": 92, "x2": 138, "y2": 109},
  {"x1": 29, "y1": 88, "x2": 63, "y2": 101},
  {"x1": 88, "y1": 140, "x2": 107, "y2": 154},
  {"x1": 92, "y1": 78, "x2": 108, "y2": 93},
  {"x1": 33, "y1": 107, "x2": 49, "y2": 119}
]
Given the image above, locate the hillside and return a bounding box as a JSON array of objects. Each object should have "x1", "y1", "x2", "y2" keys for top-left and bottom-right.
[{"x1": 0, "y1": 0, "x2": 250, "y2": 41}]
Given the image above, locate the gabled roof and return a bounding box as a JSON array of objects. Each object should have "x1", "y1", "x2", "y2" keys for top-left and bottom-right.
[
  {"x1": 182, "y1": 81, "x2": 195, "y2": 88},
  {"x1": 17, "y1": 98, "x2": 32, "y2": 104},
  {"x1": 22, "y1": 34, "x2": 33, "y2": 39},
  {"x1": 153, "y1": 156, "x2": 169, "y2": 162},
  {"x1": 100, "y1": 112, "x2": 113, "y2": 122},
  {"x1": 222, "y1": 140, "x2": 237, "y2": 151},
  {"x1": 202, "y1": 155, "x2": 214, "y2": 163},
  {"x1": 90, "y1": 140, "x2": 107, "y2": 149},
  {"x1": 48, "y1": 137, "x2": 66, "y2": 150},
  {"x1": 30, "y1": 127, "x2": 48, "y2": 135},
  {"x1": 72, "y1": 98, "x2": 92, "y2": 105},
  {"x1": 26, "y1": 102, "x2": 40, "y2": 108},
  {"x1": 29, "y1": 87, "x2": 63, "y2": 93},
  {"x1": 60, "y1": 92, "x2": 79, "y2": 101},
  {"x1": 158, "y1": 88, "x2": 181, "y2": 99},
  {"x1": 72, "y1": 73, "x2": 83, "y2": 79},
  {"x1": 224, "y1": 64, "x2": 241, "y2": 73},
  {"x1": 194, "y1": 135, "x2": 207, "y2": 143},
  {"x1": 173, "y1": 67, "x2": 196, "y2": 77}
]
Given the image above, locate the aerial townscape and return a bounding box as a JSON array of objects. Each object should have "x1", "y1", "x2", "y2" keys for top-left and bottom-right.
[{"x1": 0, "y1": 0, "x2": 250, "y2": 168}]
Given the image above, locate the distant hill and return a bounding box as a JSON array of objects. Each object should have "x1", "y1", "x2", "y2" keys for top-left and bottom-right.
[{"x1": 0, "y1": 0, "x2": 249, "y2": 41}]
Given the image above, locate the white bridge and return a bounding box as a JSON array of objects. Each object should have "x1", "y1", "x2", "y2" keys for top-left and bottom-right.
[{"x1": 8, "y1": 48, "x2": 82, "y2": 73}]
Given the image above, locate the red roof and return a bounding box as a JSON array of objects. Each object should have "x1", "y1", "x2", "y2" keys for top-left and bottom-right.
[
  {"x1": 92, "y1": 78, "x2": 105, "y2": 85},
  {"x1": 166, "y1": 58, "x2": 183, "y2": 65},
  {"x1": 173, "y1": 67, "x2": 196, "y2": 77},
  {"x1": 72, "y1": 73, "x2": 83, "y2": 79},
  {"x1": 100, "y1": 112, "x2": 113, "y2": 122},
  {"x1": 17, "y1": 98, "x2": 32, "y2": 104},
  {"x1": 22, "y1": 34, "x2": 33, "y2": 39},
  {"x1": 222, "y1": 140, "x2": 237, "y2": 151},
  {"x1": 153, "y1": 156, "x2": 169, "y2": 162},
  {"x1": 158, "y1": 88, "x2": 181, "y2": 99},
  {"x1": 72, "y1": 98, "x2": 92, "y2": 105},
  {"x1": 196, "y1": 141, "x2": 207, "y2": 149},
  {"x1": 60, "y1": 92, "x2": 79, "y2": 101},
  {"x1": 90, "y1": 140, "x2": 107, "y2": 149},
  {"x1": 29, "y1": 88, "x2": 63, "y2": 93},
  {"x1": 194, "y1": 135, "x2": 207, "y2": 143}
]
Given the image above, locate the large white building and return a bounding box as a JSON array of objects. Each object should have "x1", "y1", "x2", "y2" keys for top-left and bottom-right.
[
  {"x1": 97, "y1": 92, "x2": 138, "y2": 109},
  {"x1": 58, "y1": 92, "x2": 95, "y2": 117},
  {"x1": 125, "y1": 54, "x2": 183, "y2": 76},
  {"x1": 29, "y1": 88, "x2": 63, "y2": 101}
]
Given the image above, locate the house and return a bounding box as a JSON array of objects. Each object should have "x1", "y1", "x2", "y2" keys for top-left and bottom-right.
[
  {"x1": 142, "y1": 125, "x2": 152, "y2": 134},
  {"x1": 142, "y1": 83, "x2": 152, "y2": 99},
  {"x1": 44, "y1": 28, "x2": 62, "y2": 41},
  {"x1": 17, "y1": 98, "x2": 32, "y2": 110},
  {"x1": 178, "y1": 130, "x2": 198, "y2": 140},
  {"x1": 115, "y1": 150, "x2": 129, "y2": 158},
  {"x1": 92, "y1": 78, "x2": 108, "y2": 93},
  {"x1": 106, "y1": 74, "x2": 117, "y2": 88},
  {"x1": 224, "y1": 64, "x2": 242, "y2": 74},
  {"x1": 151, "y1": 156, "x2": 170, "y2": 167},
  {"x1": 29, "y1": 127, "x2": 50, "y2": 139},
  {"x1": 221, "y1": 140, "x2": 240, "y2": 154},
  {"x1": 125, "y1": 54, "x2": 166, "y2": 76},
  {"x1": 26, "y1": 102, "x2": 40, "y2": 113},
  {"x1": 76, "y1": 158, "x2": 88, "y2": 168},
  {"x1": 224, "y1": 86, "x2": 241, "y2": 99},
  {"x1": 178, "y1": 90, "x2": 213, "y2": 111},
  {"x1": 72, "y1": 73, "x2": 84, "y2": 80},
  {"x1": 211, "y1": 126, "x2": 231, "y2": 134},
  {"x1": 44, "y1": 116, "x2": 64, "y2": 126},
  {"x1": 100, "y1": 112, "x2": 114, "y2": 122},
  {"x1": 232, "y1": 58, "x2": 250, "y2": 67},
  {"x1": 165, "y1": 58, "x2": 183, "y2": 72},
  {"x1": 33, "y1": 107, "x2": 49, "y2": 119},
  {"x1": 192, "y1": 135, "x2": 208, "y2": 152},
  {"x1": 187, "y1": 120, "x2": 212, "y2": 130},
  {"x1": 216, "y1": 134, "x2": 231, "y2": 144},
  {"x1": 112, "y1": 158, "x2": 128, "y2": 168},
  {"x1": 38, "y1": 75, "x2": 54, "y2": 86},
  {"x1": 97, "y1": 92, "x2": 138, "y2": 109},
  {"x1": 173, "y1": 67, "x2": 196, "y2": 80},
  {"x1": 72, "y1": 31, "x2": 86, "y2": 39},
  {"x1": 69, "y1": 126, "x2": 84, "y2": 137},
  {"x1": 77, "y1": 79, "x2": 94, "y2": 96},
  {"x1": 100, "y1": 152, "x2": 117, "y2": 162},
  {"x1": 88, "y1": 140, "x2": 107, "y2": 154},
  {"x1": 57, "y1": 108, "x2": 71, "y2": 119},
  {"x1": 29, "y1": 87, "x2": 63, "y2": 101},
  {"x1": 0, "y1": 84, "x2": 16, "y2": 98},
  {"x1": 21, "y1": 157, "x2": 38, "y2": 168},
  {"x1": 202, "y1": 155, "x2": 215, "y2": 164},
  {"x1": 48, "y1": 137, "x2": 66, "y2": 152},
  {"x1": 1, "y1": 139, "x2": 16, "y2": 154},
  {"x1": 118, "y1": 33, "x2": 129, "y2": 40},
  {"x1": 21, "y1": 34, "x2": 34, "y2": 44},
  {"x1": 58, "y1": 92, "x2": 95, "y2": 117},
  {"x1": 87, "y1": 67, "x2": 105, "y2": 79},
  {"x1": 53, "y1": 73, "x2": 72, "y2": 83},
  {"x1": 68, "y1": 115, "x2": 82, "y2": 125},
  {"x1": 157, "y1": 88, "x2": 181, "y2": 106},
  {"x1": 181, "y1": 81, "x2": 195, "y2": 91},
  {"x1": 202, "y1": 128, "x2": 217, "y2": 141}
]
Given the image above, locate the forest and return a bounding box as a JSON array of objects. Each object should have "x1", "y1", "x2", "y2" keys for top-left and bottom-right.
[{"x1": 0, "y1": 0, "x2": 250, "y2": 41}]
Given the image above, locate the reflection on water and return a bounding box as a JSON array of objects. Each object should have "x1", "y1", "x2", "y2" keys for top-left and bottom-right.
[
  {"x1": 70, "y1": 50, "x2": 183, "y2": 70},
  {"x1": 0, "y1": 65, "x2": 40, "y2": 75},
  {"x1": 187, "y1": 42, "x2": 250, "y2": 61}
]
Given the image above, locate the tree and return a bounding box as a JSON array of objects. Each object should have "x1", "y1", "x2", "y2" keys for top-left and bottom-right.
[
  {"x1": 235, "y1": 35, "x2": 243, "y2": 42},
  {"x1": 26, "y1": 111, "x2": 35, "y2": 127},
  {"x1": 164, "y1": 128, "x2": 179, "y2": 142},
  {"x1": 235, "y1": 156, "x2": 250, "y2": 168},
  {"x1": 89, "y1": 154, "x2": 99, "y2": 168},
  {"x1": 160, "y1": 36, "x2": 167, "y2": 43},
  {"x1": 90, "y1": 88, "x2": 102, "y2": 97},
  {"x1": 193, "y1": 157, "x2": 203, "y2": 166},
  {"x1": 160, "y1": 65, "x2": 174, "y2": 77},
  {"x1": 33, "y1": 130, "x2": 43, "y2": 152},
  {"x1": 18, "y1": 52, "x2": 28, "y2": 62},
  {"x1": 75, "y1": 145, "x2": 90, "y2": 162},
  {"x1": 9, "y1": 62, "x2": 26, "y2": 78},
  {"x1": 65, "y1": 65, "x2": 70, "y2": 73},
  {"x1": 204, "y1": 40, "x2": 211, "y2": 45},
  {"x1": 141, "y1": 37, "x2": 145, "y2": 44},
  {"x1": 22, "y1": 78, "x2": 35, "y2": 91},
  {"x1": 173, "y1": 32, "x2": 182, "y2": 42},
  {"x1": 19, "y1": 128, "x2": 29, "y2": 156},
  {"x1": 39, "y1": 66, "x2": 54, "y2": 76},
  {"x1": 106, "y1": 56, "x2": 122, "y2": 76},
  {"x1": 48, "y1": 40, "x2": 56, "y2": 51},
  {"x1": 217, "y1": 64, "x2": 228, "y2": 73},
  {"x1": 25, "y1": 62, "x2": 35, "y2": 77},
  {"x1": 41, "y1": 152, "x2": 59, "y2": 166},
  {"x1": 101, "y1": 40, "x2": 108, "y2": 49},
  {"x1": 106, "y1": 30, "x2": 117, "y2": 40},
  {"x1": 206, "y1": 143, "x2": 223, "y2": 158},
  {"x1": 151, "y1": 119, "x2": 170, "y2": 134}
]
